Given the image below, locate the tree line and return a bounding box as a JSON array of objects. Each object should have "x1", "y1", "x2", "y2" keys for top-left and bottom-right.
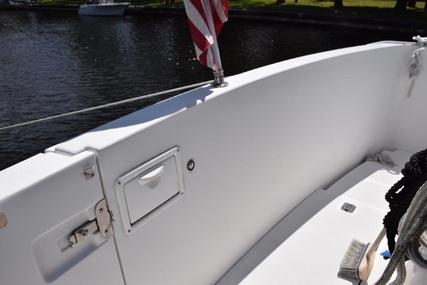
[{"x1": 275, "y1": 0, "x2": 427, "y2": 13}]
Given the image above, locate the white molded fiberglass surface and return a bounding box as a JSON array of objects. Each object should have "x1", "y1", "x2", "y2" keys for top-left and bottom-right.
[
  {"x1": 49, "y1": 42, "x2": 424, "y2": 284},
  {"x1": 390, "y1": 47, "x2": 427, "y2": 151},
  {"x1": 225, "y1": 150, "x2": 409, "y2": 285},
  {"x1": 2, "y1": 42, "x2": 427, "y2": 285},
  {"x1": 0, "y1": 152, "x2": 124, "y2": 285}
]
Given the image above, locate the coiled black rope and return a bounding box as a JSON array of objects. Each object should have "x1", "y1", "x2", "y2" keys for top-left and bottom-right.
[
  {"x1": 376, "y1": 185, "x2": 427, "y2": 285},
  {"x1": 383, "y1": 148, "x2": 427, "y2": 254}
]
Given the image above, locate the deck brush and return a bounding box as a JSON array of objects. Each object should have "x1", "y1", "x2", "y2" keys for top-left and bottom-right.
[{"x1": 338, "y1": 228, "x2": 386, "y2": 282}]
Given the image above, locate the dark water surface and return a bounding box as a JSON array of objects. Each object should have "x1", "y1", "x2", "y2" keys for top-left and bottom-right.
[{"x1": 0, "y1": 10, "x2": 412, "y2": 170}]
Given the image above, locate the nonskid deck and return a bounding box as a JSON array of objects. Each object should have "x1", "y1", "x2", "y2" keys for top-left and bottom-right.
[{"x1": 219, "y1": 150, "x2": 411, "y2": 284}]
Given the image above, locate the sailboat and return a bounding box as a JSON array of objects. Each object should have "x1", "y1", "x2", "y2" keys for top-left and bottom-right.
[
  {"x1": 1, "y1": 1, "x2": 427, "y2": 284},
  {"x1": 78, "y1": 0, "x2": 129, "y2": 17}
]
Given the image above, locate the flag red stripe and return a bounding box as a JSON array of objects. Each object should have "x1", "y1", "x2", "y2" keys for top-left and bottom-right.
[
  {"x1": 189, "y1": 0, "x2": 210, "y2": 32},
  {"x1": 188, "y1": 20, "x2": 210, "y2": 52},
  {"x1": 210, "y1": 1, "x2": 223, "y2": 35},
  {"x1": 184, "y1": 0, "x2": 228, "y2": 70}
]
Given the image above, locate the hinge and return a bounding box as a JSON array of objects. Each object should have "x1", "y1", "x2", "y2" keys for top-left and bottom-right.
[{"x1": 68, "y1": 199, "x2": 113, "y2": 248}]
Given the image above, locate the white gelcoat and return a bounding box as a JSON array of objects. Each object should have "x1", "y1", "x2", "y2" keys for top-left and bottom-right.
[
  {"x1": 0, "y1": 152, "x2": 124, "y2": 285},
  {"x1": 2, "y1": 41, "x2": 427, "y2": 284}
]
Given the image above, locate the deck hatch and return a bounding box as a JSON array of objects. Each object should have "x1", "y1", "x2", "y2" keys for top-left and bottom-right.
[{"x1": 116, "y1": 147, "x2": 184, "y2": 234}]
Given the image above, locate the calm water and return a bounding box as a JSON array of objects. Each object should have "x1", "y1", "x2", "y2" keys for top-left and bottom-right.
[{"x1": 0, "y1": 10, "x2": 411, "y2": 170}]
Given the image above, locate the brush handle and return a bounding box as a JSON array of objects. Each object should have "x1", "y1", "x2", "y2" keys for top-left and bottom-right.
[{"x1": 367, "y1": 228, "x2": 386, "y2": 256}]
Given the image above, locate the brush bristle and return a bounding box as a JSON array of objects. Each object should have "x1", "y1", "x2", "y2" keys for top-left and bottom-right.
[{"x1": 338, "y1": 239, "x2": 369, "y2": 281}]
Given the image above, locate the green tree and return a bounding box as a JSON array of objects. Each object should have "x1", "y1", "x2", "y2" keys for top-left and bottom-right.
[
  {"x1": 334, "y1": 0, "x2": 343, "y2": 9},
  {"x1": 394, "y1": 0, "x2": 408, "y2": 11}
]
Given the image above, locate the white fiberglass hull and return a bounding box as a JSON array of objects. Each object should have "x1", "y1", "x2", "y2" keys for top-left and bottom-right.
[{"x1": 78, "y1": 3, "x2": 129, "y2": 16}]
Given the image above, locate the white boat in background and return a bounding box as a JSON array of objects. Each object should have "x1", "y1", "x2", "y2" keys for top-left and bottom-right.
[
  {"x1": 1, "y1": 38, "x2": 427, "y2": 285},
  {"x1": 78, "y1": 1, "x2": 129, "y2": 16}
]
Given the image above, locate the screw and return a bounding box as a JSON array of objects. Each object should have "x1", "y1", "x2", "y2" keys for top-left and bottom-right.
[
  {"x1": 187, "y1": 159, "x2": 195, "y2": 171},
  {"x1": 83, "y1": 166, "x2": 96, "y2": 180}
]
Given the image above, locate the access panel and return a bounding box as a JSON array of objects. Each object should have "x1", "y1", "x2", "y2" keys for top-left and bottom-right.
[{"x1": 115, "y1": 147, "x2": 184, "y2": 234}]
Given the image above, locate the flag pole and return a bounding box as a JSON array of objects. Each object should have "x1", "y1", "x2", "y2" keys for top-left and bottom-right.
[{"x1": 203, "y1": 0, "x2": 228, "y2": 87}]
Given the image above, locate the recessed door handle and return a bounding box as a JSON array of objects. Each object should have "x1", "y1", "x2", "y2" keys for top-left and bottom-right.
[{"x1": 139, "y1": 165, "x2": 164, "y2": 186}]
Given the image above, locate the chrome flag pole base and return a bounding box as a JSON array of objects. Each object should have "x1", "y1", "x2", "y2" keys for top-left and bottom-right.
[{"x1": 212, "y1": 69, "x2": 228, "y2": 88}]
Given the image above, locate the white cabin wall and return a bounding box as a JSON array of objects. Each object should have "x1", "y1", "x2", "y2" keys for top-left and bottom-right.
[
  {"x1": 389, "y1": 43, "x2": 427, "y2": 152},
  {"x1": 48, "y1": 43, "x2": 409, "y2": 284}
]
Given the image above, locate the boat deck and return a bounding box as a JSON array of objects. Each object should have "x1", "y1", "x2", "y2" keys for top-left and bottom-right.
[{"x1": 218, "y1": 150, "x2": 411, "y2": 285}]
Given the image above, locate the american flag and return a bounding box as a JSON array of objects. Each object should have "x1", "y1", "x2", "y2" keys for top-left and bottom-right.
[{"x1": 183, "y1": 0, "x2": 228, "y2": 71}]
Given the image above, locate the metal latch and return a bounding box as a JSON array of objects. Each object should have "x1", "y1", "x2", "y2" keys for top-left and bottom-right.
[{"x1": 68, "y1": 199, "x2": 113, "y2": 248}]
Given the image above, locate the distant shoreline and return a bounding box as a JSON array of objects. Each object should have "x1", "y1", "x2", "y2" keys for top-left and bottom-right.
[{"x1": 1, "y1": 4, "x2": 427, "y2": 33}]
